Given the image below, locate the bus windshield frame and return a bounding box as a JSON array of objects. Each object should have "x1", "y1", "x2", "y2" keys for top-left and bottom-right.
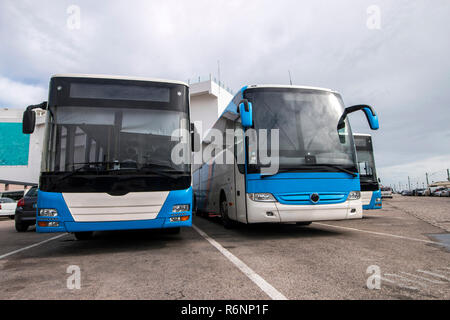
[{"x1": 244, "y1": 87, "x2": 358, "y2": 174}]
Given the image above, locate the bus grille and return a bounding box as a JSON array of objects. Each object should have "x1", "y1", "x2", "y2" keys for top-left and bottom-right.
[{"x1": 276, "y1": 192, "x2": 347, "y2": 205}]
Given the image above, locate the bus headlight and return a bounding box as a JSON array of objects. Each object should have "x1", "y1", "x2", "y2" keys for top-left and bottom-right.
[
  {"x1": 249, "y1": 193, "x2": 276, "y2": 202},
  {"x1": 172, "y1": 204, "x2": 190, "y2": 212},
  {"x1": 39, "y1": 208, "x2": 58, "y2": 217},
  {"x1": 376, "y1": 198, "x2": 382, "y2": 202},
  {"x1": 347, "y1": 191, "x2": 361, "y2": 200}
]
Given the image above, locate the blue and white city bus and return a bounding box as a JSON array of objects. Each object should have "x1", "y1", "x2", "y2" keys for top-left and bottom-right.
[
  {"x1": 354, "y1": 133, "x2": 382, "y2": 210},
  {"x1": 193, "y1": 85, "x2": 379, "y2": 227},
  {"x1": 22, "y1": 74, "x2": 193, "y2": 239}
]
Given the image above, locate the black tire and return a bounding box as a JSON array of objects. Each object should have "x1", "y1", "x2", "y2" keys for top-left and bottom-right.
[
  {"x1": 296, "y1": 221, "x2": 312, "y2": 226},
  {"x1": 8, "y1": 215, "x2": 15, "y2": 220},
  {"x1": 74, "y1": 231, "x2": 94, "y2": 240},
  {"x1": 15, "y1": 221, "x2": 29, "y2": 232},
  {"x1": 164, "y1": 227, "x2": 181, "y2": 235},
  {"x1": 193, "y1": 195, "x2": 201, "y2": 216},
  {"x1": 220, "y1": 196, "x2": 233, "y2": 229}
]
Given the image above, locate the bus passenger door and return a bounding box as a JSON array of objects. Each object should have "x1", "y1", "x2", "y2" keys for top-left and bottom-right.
[{"x1": 234, "y1": 122, "x2": 247, "y2": 223}]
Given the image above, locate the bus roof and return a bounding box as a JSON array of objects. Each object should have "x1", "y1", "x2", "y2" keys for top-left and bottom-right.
[
  {"x1": 354, "y1": 133, "x2": 372, "y2": 137},
  {"x1": 245, "y1": 84, "x2": 337, "y2": 93},
  {"x1": 51, "y1": 74, "x2": 189, "y2": 87}
]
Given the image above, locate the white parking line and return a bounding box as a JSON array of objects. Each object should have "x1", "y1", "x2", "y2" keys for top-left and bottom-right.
[
  {"x1": 193, "y1": 224, "x2": 288, "y2": 300},
  {"x1": 417, "y1": 270, "x2": 449, "y2": 281},
  {"x1": 384, "y1": 273, "x2": 428, "y2": 287},
  {"x1": 380, "y1": 276, "x2": 418, "y2": 291},
  {"x1": 315, "y1": 223, "x2": 442, "y2": 245},
  {"x1": 399, "y1": 272, "x2": 446, "y2": 284},
  {"x1": 0, "y1": 234, "x2": 67, "y2": 260}
]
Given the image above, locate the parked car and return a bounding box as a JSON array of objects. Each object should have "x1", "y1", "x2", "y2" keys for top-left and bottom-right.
[
  {"x1": 438, "y1": 188, "x2": 449, "y2": 197},
  {"x1": 381, "y1": 187, "x2": 393, "y2": 198},
  {"x1": 0, "y1": 197, "x2": 17, "y2": 218},
  {"x1": 14, "y1": 186, "x2": 38, "y2": 232},
  {"x1": 432, "y1": 187, "x2": 446, "y2": 197},
  {"x1": 414, "y1": 188, "x2": 426, "y2": 196},
  {"x1": 401, "y1": 190, "x2": 413, "y2": 196}
]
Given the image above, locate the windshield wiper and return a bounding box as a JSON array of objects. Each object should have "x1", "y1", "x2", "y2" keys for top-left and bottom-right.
[
  {"x1": 260, "y1": 166, "x2": 319, "y2": 178},
  {"x1": 261, "y1": 164, "x2": 357, "y2": 177},
  {"x1": 314, "y1": 164, "x2": 357, "y2": 177},
  {"x1": 56, "y1": 163, "x2": 100, "y2": 181},
  {"x1": 57, "y1": 162, "x2": 187, "y2": 181}
]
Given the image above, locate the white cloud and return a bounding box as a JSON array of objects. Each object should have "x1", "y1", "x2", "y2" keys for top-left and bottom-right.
[
  {"x1": 0, "y1": 0, "x2": 449, "y2": 185},
  {"x1": 0, "y1": 76, "x2": 47, "y2": 109},
  {"x1": 379, "y1": 154, "x2": 450, "y2": 189}
]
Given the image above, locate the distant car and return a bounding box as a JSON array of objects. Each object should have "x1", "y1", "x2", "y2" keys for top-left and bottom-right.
[
  {"x1": 381, "y1": 187, "x2": 393, "y2": 198},
  {"x1": 432, "y1": 187, "x2": 446, "y2": 197},
  {"x1": 417, "y1": 189, "x2": 426, "y2": 196},
  {"x1": 438, "y1": 188, "x2": 449, "y2": 197},
  {"x1": 14, "y1": 186, "x2": 38, "y2": 232},
  {"x1": 401, "y1": 190, "x2": 413, "y2": 196},
  {"x1": 0, "y1": 197, "x2": 17, "y2": 218},
  {"x1": 415, "y1": 188, "x2": 426, "y2": 196}
]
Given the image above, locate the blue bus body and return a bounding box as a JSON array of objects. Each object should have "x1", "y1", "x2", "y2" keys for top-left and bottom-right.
[
  {"x1": 363, "y1": 189, "x2": 382, "y2": 210},
  {"x1": 194, "y1": 85, "x2": 379, "y2": 224},
  {"x1": 36, "y1": 188, "x2": 192, "y2": 233},
  {"x1": 25, "y1": 74, "x2": 193, "y2": 235}
]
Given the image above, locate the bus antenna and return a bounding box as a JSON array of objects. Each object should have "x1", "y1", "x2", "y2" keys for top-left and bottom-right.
[{"x1": 288, "y1": 70, "x2": 293, "y2": 85}]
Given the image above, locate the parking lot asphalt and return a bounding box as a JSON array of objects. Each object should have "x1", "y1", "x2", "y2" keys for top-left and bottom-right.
[{"x1": 0, "y1": 195, "x2": 449, "y2": 300}]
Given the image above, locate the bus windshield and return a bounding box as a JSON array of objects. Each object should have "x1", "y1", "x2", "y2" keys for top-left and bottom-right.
[
  {"x1": 245, "y1": 88, "x2": 357, "y2": 173},
  {"x1": 41, "y1": 78, "x2": 191, "y2": 193},
  {"x1": 354, "y1": 135, "x2": 378, "y2": 184}
]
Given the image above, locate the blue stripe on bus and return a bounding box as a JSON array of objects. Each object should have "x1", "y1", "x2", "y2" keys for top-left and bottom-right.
[
  {"x1": 363, "y1": 189, "x2": 382, "y2": 210},
  {"x1": 246, "y1": 172, "x2": 360, "y2": 205}
]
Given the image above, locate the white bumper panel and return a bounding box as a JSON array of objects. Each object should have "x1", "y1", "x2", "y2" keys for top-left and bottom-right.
[
  {"x1": 246, "y1": 195, "x2": 362, "y2": 223},
  {"x1": 63, "y1": 191, "x2": 169, "y2": 222},
  {"x1": 361, "y1": 191, "x2": 373, "y2": 206},
  {"x1": 0, "y1": 209, "x2": 16, "y2": 216}
]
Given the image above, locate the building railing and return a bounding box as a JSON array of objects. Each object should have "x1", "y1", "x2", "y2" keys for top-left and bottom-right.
[{"x1": 186, "y1": 74, "x2": 234, "y2": 94}]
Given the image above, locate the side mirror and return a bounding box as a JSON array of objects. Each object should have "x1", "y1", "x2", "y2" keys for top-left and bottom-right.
[
  {"x1": 22, "y1": 109, "x2": 36, "y2": 134},
  {"x1": 190, "y1": 123, "x2": 200, "y2": 152},
  {"x1": 338, "y1": 104, "x2": 379, "y2": 131},
  {"x1": 238, "y1": 99, "x2": 253, "y2": 128},
  {"x1": 22, "y1": 101, "x2": 47, "y2": 134}
]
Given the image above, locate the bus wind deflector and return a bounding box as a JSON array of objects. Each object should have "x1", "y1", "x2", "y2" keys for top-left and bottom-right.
[{"x1": 337, "y1": 104, "x2": 379, "y2": 131}]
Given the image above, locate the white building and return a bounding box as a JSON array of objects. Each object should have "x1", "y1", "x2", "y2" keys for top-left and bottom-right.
[
  {"x1": 0, "y1": 79, "x2": 232, "y2": 187},
  {"x1": 190, "y1": 79, "x2": 233, "y2": 138},
  {"x1": 0, "y1": 108, "x2": 46, "y2": 190}
]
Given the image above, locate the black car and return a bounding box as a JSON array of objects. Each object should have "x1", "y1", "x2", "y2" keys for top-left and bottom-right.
[{"x1": 15, "y1": 186, "x2": 38, "y2": 232}]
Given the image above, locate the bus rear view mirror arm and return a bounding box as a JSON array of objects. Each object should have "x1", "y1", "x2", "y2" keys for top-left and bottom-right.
[
  {"x1": 337, "y1": 104, "x2": 379, "y2": 131},
  {"x1": 238, "y1": 99, "x2": 253, "y2": 128},
  {"x1": 22, "y1": 101, "x2": 47, "y2": 134}
]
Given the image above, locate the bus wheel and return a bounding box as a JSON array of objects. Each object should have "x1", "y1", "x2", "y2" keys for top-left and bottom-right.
[
  {"x1": 220, "y1": 197, "x2": 233, "y2": 229},
  {"x1": 164, "y1": 227, "x2": 180, "y2": 235},
  {"x1": 296, "y1": 222, "x2": 312, "y2": 226},
  {"x1": 74, "y1": 232, "x2": 94, "y2": 240}
]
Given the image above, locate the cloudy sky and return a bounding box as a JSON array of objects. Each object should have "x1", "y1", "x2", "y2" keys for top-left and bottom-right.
[{"x1": 1, "y1": 0, "x2": 449, "y2": 188}]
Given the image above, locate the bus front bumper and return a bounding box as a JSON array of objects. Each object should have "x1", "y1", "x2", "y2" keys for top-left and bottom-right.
[
  {"x1": 36, "y1": 218, "x2": 192, "y2": 233},
  {"x1": 246, "y1": 195, "x2": 363, "y2": 223}
]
